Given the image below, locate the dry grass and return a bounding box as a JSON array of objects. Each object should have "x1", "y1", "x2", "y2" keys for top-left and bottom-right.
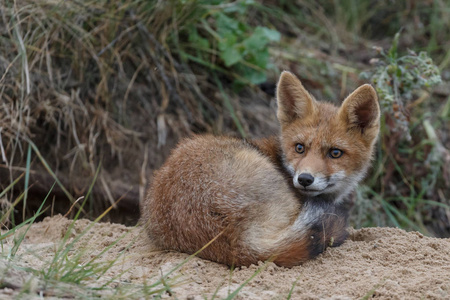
[{"x1": 0, "y1": 0, "x2": 228, "y2": 225}]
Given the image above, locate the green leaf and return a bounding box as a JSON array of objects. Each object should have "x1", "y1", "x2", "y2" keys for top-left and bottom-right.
[
  {"x1": 248, "y1": 50, "x2": 269, "y2": 68},
  {"x1": 241, "y1": 65, "x2": 266, "y2": 84},
  {"x1": 260, "y1": 27, "x2": 281, "y2": 41},
  {"x1": 241, "y1": 27, "x2": 280, "y2": 55},
  {"x1": 221, "y1": 46, "x2": 242, "y2": 66},
  {"x1": 218, "y1": 33, "x2": 238, "y2": 51},
  {"x1": 388, "y1": 31, "x2": 400, "y2": 60},
  {"x1": 242, "y1": 33, "x2": 266, "y2": 51},
  {"x1": 188, "y1": 26, "x2": 210, "y2": 49},
  {"x1": 242, "y1": 27, "x2": 279, "y2": 51},
  {"x1": 215, "y1": 12, "x2": 240, "y2": 37}
]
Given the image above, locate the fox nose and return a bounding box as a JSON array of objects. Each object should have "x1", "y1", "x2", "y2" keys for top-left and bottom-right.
[{"x1": 298, "y1": 173, "x2": 314, "y2": 187}]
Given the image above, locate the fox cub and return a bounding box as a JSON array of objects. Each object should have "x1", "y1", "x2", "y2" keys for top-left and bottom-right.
[{"x1": 142, "y1": 71, "x2": 380, "y2": 267}]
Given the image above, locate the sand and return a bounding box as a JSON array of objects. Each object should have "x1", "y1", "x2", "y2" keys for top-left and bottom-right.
[{"x1": 1, "y1": 215, "x2": 449, "y2": 299}]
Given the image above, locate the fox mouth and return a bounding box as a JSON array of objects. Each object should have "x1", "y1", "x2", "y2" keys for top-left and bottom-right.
[
  {"x1": 299, "y1": 183, "x2": 335, "y2": 195},
  {"x1": 298, "y1": 188, "x2": 323, "y2": 195},
  {"x1": 301, "y1": 188, "x2": 322, "y2": 192}
]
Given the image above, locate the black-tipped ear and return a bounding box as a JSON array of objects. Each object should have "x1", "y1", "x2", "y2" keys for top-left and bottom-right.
[
  {"x1": 276, "y1": 71, "x2": 316, "y2": 126},
  {"x1": 339, "y1": 84, "x2": 380, "y2": 133}
]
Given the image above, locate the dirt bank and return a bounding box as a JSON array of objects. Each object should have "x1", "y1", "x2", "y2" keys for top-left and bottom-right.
[{"x1": 1, "y1": 215, "x2": 449, "y2": 299}]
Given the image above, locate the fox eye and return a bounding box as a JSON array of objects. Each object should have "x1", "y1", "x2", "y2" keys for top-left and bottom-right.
[
  {"x1": 295, "y1": 143, "x2": 305, "y2": 154},
  {"x1": 329, "y1": 148, "x2": 343, "y2": 158}
]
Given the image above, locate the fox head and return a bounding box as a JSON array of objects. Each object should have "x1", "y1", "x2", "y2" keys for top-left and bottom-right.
[{"x1": 276, "y1": 71, "x2": 380, "y2": 203}]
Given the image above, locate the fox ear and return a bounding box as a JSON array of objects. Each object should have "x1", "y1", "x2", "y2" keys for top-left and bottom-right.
[
  {"x1": 339, "y1": 84, "x2": 380, "y2": 133},
  {"x1": 276, "y1": 71, "x2": 316, "y2": 126}
]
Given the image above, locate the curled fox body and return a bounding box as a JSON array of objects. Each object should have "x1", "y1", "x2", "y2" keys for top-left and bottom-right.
[{"x1": 142, "y1": 72, "x2": 380, "y2": 267}]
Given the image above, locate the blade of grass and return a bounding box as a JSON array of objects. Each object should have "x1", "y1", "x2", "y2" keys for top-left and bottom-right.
[
  {"x1": 26, "y1": 138, "x2": 77, "y2": 206},
  {"x1": 0, "y1": 173, "x2": 25, "y2": 226},
  {"x1": 386, "y1": 201, "x2": 426, "y2": 233},
  {"x1": 213, "y1": 73, "x2": 246, "y2": 138},
  {"x1": 286, "y1": 277, "x2": 300, "y2": 300},
  {"x1": 0, "y1": 173, "x2": 24, "y2": 200},
  {"x1": 224, "y1": 261, "x2": 271, "y2": 300},
  {"x1": 8, "y1": 182, "x2": 55, "y2": 258},
  {"x1": 210, "y1": 276, "x2": 228, "y2": 300},
  {"x1": 0, "y1": 187, "x2": 27, "y2": 226},
  {"x1": 380, "y1": 200, "x2": 401, "y2": 228},
  {"x1": 422, "y1": 200, "x2": 450, "y2": 210},
  {"x1": 361, "y1": 278, "x2": 387, "y2": 300},
  {"x1": 44, "y1": 163, "x2": 102, "y2": 280},
  {"x1": 0, "y1": 190, "x2": 45, "y2": 241},
  {"x1": 22, "y1": 143, "x2": 31, "y2": 222},
  {"x1": 73, "y1": 161, "x2": 101, "y2": 221}
]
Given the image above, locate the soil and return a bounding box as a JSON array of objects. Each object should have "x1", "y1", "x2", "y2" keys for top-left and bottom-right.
[{"x1": 1, "y1": 215, "x2": 449, "y2": 299}]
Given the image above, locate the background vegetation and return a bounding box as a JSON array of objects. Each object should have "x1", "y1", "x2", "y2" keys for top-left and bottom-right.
[{"x1": 0, "y1": 0, "x2": 449, "y2": 237}]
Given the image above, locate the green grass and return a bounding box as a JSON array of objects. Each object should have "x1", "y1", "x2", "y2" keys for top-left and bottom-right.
[
  {"x1": 360, "y1": 278, "x2": 387, "y2": 300},
  {"x1": 1, "y1": 194, "x2": 176, "y2": 298},
  {"x1": 286, "y1": 276, "x2": 300, "y2": 300},
  {"x1": 1, "y1": 194, "x2": 277, "y2": 298}
]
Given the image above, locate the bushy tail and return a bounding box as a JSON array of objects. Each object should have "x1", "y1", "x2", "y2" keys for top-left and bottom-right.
[
  {"x1": 300, "y1": 200, "x2": 349, "y2": 256},
  {"x1": 273, "y1": 200, "x2": 349, "y2": 267}
]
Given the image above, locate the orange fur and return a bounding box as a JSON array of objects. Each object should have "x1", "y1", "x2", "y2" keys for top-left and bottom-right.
[{"x1": 141, "y1": 71, "x2": 380, "y2": 267}]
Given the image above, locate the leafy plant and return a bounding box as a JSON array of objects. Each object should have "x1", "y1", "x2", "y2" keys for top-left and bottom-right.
[
  {"x1": 180, "y1": 0, "x2": 280, "y2": 85},
  {"x1": 360, "y1": 32, "x2": 442, "y2": 140},
  {"x1": 355, "y1": 32, "x2": 448, "y2": 236}
]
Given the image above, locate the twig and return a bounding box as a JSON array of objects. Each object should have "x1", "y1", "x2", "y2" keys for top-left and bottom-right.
[
  {"x1": 63, "y1": 196, "x2": 84, "y2": 218},
  {"x1": 135, "y1": 22, "x2": 193, "y2": 121},
  {"x1": 0, "y1": 128, "x2": 7, "y2": 163}
]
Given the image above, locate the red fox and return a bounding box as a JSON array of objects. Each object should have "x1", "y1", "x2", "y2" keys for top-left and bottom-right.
[{"x1": 142, "y1": 71, "x2": 380, "y2": 267}]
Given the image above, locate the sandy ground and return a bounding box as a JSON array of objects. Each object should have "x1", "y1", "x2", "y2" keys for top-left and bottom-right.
[{"x1": 1, "y1": 215, "x2": 449, "y2": 299}]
